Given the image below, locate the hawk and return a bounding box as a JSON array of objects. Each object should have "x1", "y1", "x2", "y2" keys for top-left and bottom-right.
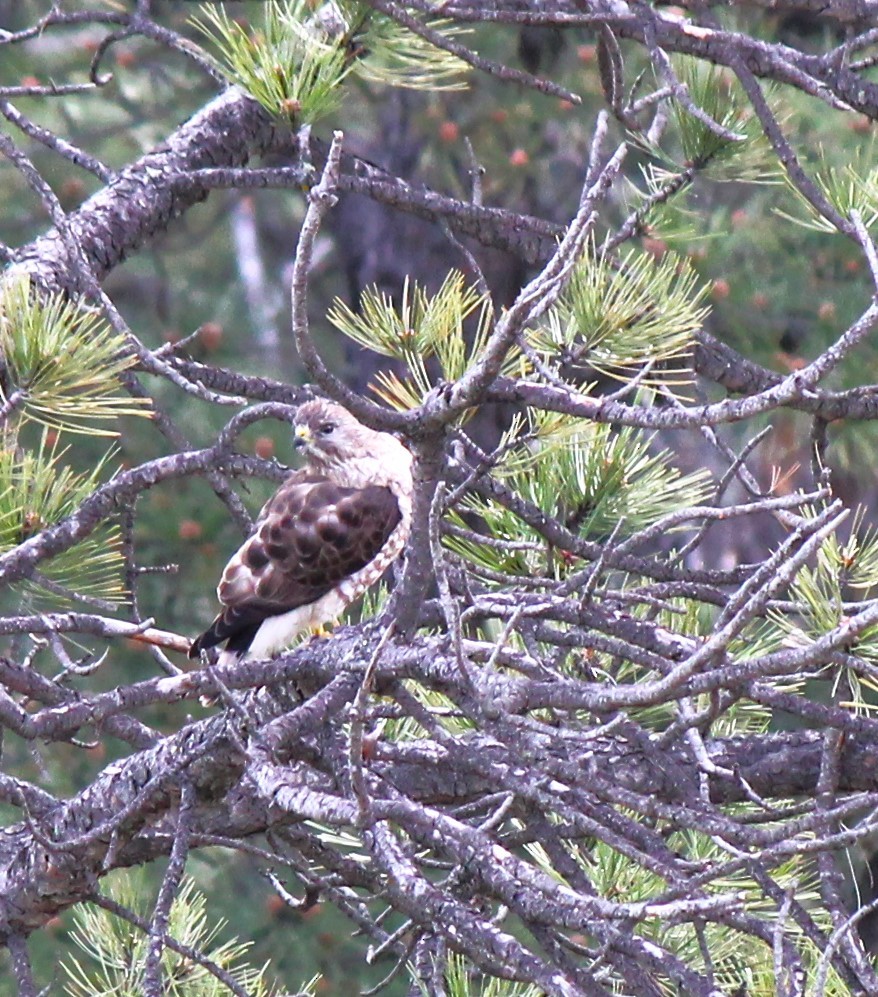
[{"x1": 189, "y1": 400, "x2": 413, "y2": 667}]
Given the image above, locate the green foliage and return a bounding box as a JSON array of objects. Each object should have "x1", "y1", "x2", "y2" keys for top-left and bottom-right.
[
  {"x1": 62, "y1": 872, "x2": 292, "y2": 996},
  {"x1": 644, "y1": 57, "x2": 779, "y2": 182},
  {"x1": 771, "y1": 511, "x2": 878, "y2": 667},
  {"x1": 447, "y1": 411, "x2": 712, "y2": 579},
  {"x1": 560, "y1": 599, "x2": 778, "y2": 734},
  {"x1": 419, "y1": 953, "x2": 542, "y2": 997},
  {"x1": 328, "y1": 270, "x2": 503, "y2": 415},
  {"x1": 626, "y1": 166, "x2": 708, "y2": 248},
  {"x1": 386, "y1": 681, "x2": 475, "y2": 742},
  {"x1": 0, "y1": 275, "x2": 150, "y2": 436},
  {"x1": 328, "y1": 270, "x2": 488, "y2": 362},
  {"x1": 528, "y1": 242, "x2": 709, "y2": 386},
  {"x1": 338, "y1": 4, "x2": 471, "y2": 91},
  {"x1": 192, "y1": 0, "x2": 469, "y2": 125},
  {"x1": 355, "y1": 579, "x2": 391, "y2": 622},
  {"x1": 192, "y1": 1, "x2": 350, "y2": 124},
  {"x1": 0, "y1": 434, "x2": 125, "y2": 604},
  {"x1": 779, "y1": 143, "x2": 878, "y2": 233},
  {"x1": 521, "y1": 828, "x2": 845, "y2": 996},
  {"x1": 0, "y1": 273, "x2": 150, "y2": 608},
  {"x1": 652, "y1": 85, "x2": 876, "y2": 426}
]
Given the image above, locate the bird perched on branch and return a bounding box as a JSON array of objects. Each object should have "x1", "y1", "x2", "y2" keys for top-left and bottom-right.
[{"x1": 190, "y1": 399, "x2": 413, "y2": 667}]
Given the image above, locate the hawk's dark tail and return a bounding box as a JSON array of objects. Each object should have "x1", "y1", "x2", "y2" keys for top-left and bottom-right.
[{"x1": 188, "y1": 614, "x2": 261, "y2": 659}]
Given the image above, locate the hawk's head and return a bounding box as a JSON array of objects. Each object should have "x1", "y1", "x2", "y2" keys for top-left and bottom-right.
[{"x1": 293, "y1": 400, "x2": 377, "y2": 469}]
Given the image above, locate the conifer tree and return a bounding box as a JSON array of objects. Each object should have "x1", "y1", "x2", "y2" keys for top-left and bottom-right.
[{"x1": 3, "y1": 2, "x2": 878, "y2": 995}]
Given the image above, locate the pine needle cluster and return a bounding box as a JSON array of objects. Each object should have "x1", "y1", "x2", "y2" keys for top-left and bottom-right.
[
  {"x1": 329, "y1": 270, "x2": 503, "y2": 416},
  {"x1": 780, "y1": 144, "x2": 878, "y2": 233},
  {"x1": 192, "y1": 0, "x2": 469, "y2": 125},
  {"x1": 448, "y1": 413, "x2": 712, "y2": 580},
  {"x1": 422, "y1": 954, "x2": 543, "y2": 997},
  {"x1": 642, "y1": 57, "x2": 779, "y2": 183},
  {"x1": 0, "y1": 439, "x2": 125, "y2": 603},
  {"x1": 528, "y1": 240, "x2": 709, "y2": 386},
  {"x1": 0, "y1": 274, "x2": 150, "y2": 607},
  {"x1": 0, "y1": 275, "x2": 148, "y2": 435},
  {"x1": 771, "y1": 510, "x2": 878, "y2": 699},
  {"x1": 63, "y1": 873, "x2": 293, "y2": 996}
]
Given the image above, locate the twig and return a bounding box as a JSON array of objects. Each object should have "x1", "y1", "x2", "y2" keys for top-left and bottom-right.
[
  {"x1": 144, "y1": 781, "x2": 196, "y2": 996},
  {"x1": 349, "y1": 622, "x2": 396, "y2": 821},
  {"x1": 365, "y1": 0, "x2": 581, "y2": 104},
  {"x1": 93, "y1": 895, "x2": 254, "y2": 997},
  {"x1": 0, "y1": 100, "x2": 114, "y2": 182},
  {"x1": 7, "y1": 934, "x2": 38, "y2": 997},
  {"x1": 290, "y1": 130, "x2": 403, "y2": 428}
]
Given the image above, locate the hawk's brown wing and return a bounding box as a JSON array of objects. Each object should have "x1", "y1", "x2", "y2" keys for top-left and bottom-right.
[{"x1": 189, "y1": 472, "x2": 401, "y2": 658}]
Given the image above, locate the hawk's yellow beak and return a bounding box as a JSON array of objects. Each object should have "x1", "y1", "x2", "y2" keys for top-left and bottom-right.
[{"x1": 294, "y1": 425, "x2": 311, "y2": 450}]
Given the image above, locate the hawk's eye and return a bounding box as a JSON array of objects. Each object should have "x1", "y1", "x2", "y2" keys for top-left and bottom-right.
[{"x1": 319, "y1": 422, "x2": 335, "y2": 436}]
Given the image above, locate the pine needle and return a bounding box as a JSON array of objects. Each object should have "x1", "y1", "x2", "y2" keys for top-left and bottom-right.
[
  {"x1": 0, "y1": 275, "x2": 150, "y2": 436},
  {"x1": 529, "y1": 239, "x2": 709, "y2": 388},
  {"x1": 0, "y1": 433, "x2": 127, "y2": 604}
]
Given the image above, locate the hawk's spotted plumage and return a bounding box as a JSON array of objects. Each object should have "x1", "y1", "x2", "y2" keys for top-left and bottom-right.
[{"x1": 190, "y1": 400, "x2": 413, "y2": 665}]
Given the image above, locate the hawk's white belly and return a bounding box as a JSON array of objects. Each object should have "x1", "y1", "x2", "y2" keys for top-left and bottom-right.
[{"x1": 245, "y1": 588, "x2": 348, "y2": 660}]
